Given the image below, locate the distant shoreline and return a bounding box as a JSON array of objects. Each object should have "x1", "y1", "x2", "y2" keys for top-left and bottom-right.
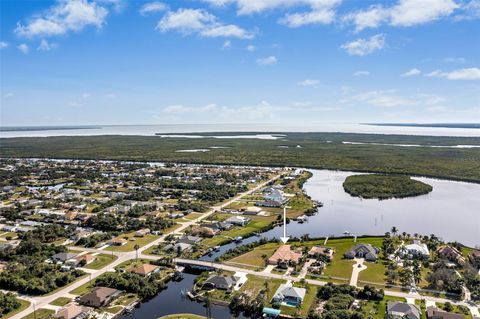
[
  {"x1": 367, "y1": 123, "x2": 480, "y2": 129},
  {"x1": 0, "y1": 126, "x2": 100, "y2": 132}
]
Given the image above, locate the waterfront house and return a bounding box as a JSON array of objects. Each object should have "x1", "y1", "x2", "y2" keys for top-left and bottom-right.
[
  {"x1": 78, "y1": 287, "x2": 122, "y2": 308},
  {"x1": 54, "y1": 304, "x2": 92, "y2": 319},
  {"x1": 225, "y1": 216, "x2": 251, "y2": 226},
  {"x1": 268, "y1": 245, "x2": 303, "y2": 267},
  {"x1": 272, "y1": 283, "x2": 306, "y2": 306},
  {"x1": 190, "y1": 226, "x2": 217, "y2": 238},
  {"x1": 178, "y1": 235, "x2": 202, "y2": 245},
  {"x1": 426, "y1": 307, "x2": 465, "y2": 319},
  {"x1": 387, "y1": 302, "x2": 421, "y2": 319},
  {"x1": 344, "y1": 244, "x2": 378, "y2": 262},
  {"x1": 402, "y1": 241, "x2": 430, "y2": 259},
  {"x1": 436, "y1": 246, "x2": 466, "y2": 266},
  {"x1": 128, "y1": 263, "x2": 160, "y2": 277},
  {"x1": 203, "y1": 275, "x2": 237, "y2": 291},
  {"x1": 308, "y1": 246, "x2": 334, "y2": 261}
]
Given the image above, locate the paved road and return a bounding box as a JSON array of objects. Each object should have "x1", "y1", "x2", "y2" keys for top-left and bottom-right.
[
  {"x1": 174, "y1": 258, "x2": 480, "y2": 317},
  {"x1": 10, "y1": 174, "x2": 282, "y2": 319}
]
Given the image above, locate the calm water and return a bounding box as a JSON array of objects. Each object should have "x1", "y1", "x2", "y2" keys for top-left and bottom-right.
[
  {"x1": 122, "y1": 169, "x2": 480, "y2": 318},
  {"x1": 2, "y1": 123, "x2": 480, "y2": 137},
  {"x1": 118, "y1": 272, "x2": 246, "y2": 319}
]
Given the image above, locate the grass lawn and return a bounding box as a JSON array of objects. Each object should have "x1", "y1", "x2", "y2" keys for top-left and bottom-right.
[
  {"x1": 69, "y1": 280, "x2": 94, "y2": 295},
  {"x1": 361, "y1": 296, "x2": 407, "y2": 319},
  {"x1": 321, "y1": 237, "x2": 383, "y2": 281},
  {"x1": 201, "y1": 219, "x2": 273, "y2": 247},
  {"x1": 21, "y1": 309, "x2": 54, "y2": 319},
  {"x1": 49, "y1": 297, "x2": 71, "y2": 307},
  {"x1": 229, "y1": 242, "x2": 280, "y2": 267},
  {"x1": 436, "y1": 302, "x2": 473, "y2": 319},
  {"x1": 105, "y1": 306, "x2": 124, "y2": 314},
  {"x1": 3, "y1": 299, "x2": 30, "y2": 319},
  {"x1": 83, "y1": 254, "x2": 118, "y2": 269},
  {"x1": 358, "y1": 260, "x2": 388, "y2": 284},
  {"x1": 113, "y1": 293, "x2": 139, "y2": 306},
  {"x1": 239, "y1": 275, "x2": 285, "y2": 301},
  {"x1": 105, "y1": 232, "x2": 159, "y2": 252},
  {"x1": 183, "y1": 212, "x2": 203, "y2": 220},
  {"x1": 115, "y1": 258, "x2": 153, "y2": 270},
  {"x1": 0, "y1": 232, "x2": 18, "y2": 239}
]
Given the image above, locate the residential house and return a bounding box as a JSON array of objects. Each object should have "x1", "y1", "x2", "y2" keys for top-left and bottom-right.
[
  {"x1": 469, "y1": 250, "x2": 480, "y2": 268},
  {"x1": 308, "y1": 246, "x2": 334, "y2": 261},
  {"x1": 268, "y1": 245, "x2": 303, "y2": 267},
  {"x1": 344, "y1": 244, "x2": 379, "y2": 262},
  {"x1": 78, "y1": 287, "x2": 122, "y2": 308},
  {"x1": 54, "y1": 304, "x2": 92, "y2": 319},
  {"x1": 190, "y1": 226, "x2": 217, "y2": 238},
  {"x1": 67, "y1": 254, "x2": 96, "y2": 267},
  {"x1": 203, "y1": 275, "x2": 237, "y2": 291},
  {"x1": 387, "y1": 302, "x2": 421, "y2": 319},
  {"x1": 128, "y1": 264, "x2": 160, "y2": 277},
  {"x1": 436, "y1": 246, "x2": 466, "y2": 266},
  {"x1": 272, "y1": 283, "x2": 306, "y2": 306},
  {"x1": 163, "y1": 242, "x2": 192, "y2": 253},
  {"x1": 134, "y1": 228, "x2": 150, "y2": 237},
  {"x1": 242, "y1": 206, "x2": 262, "y2": 215},
  {"x1": 109, "y1": 238, "x2": 128, "y2": 246},
  {"x1": 426, "y1": 307, "x2": 465, "y2": 319},
  {"x1": 177, "y1": 235, "x2": 202, "y2": 245},
  {"x1": 225, "y1": 216, "x2": 251, "y2": 226},
  {"x1": 51, "y1": 252, "x2": 78, "y2": 263},
  {"x1": 402, "y1": 241, "x2": 430, "y2": 259}
]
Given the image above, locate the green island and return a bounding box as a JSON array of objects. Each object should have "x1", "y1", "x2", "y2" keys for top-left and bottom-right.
[
  {"x1": 343, "y1": 174, "x2": 433, "y2": 199},
  {"x1": 1, "y1": 132, "x2": 480, "y2": 183}
]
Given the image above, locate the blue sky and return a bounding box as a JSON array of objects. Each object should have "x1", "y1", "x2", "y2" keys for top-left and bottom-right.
[{"x1": 1, "y1": 0, "x2": 479, "y2": 126}]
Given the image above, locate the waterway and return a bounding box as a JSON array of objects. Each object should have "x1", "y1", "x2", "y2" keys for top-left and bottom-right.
[{"x1": 121, "y1": 169, "x2": 480, "y2": 318}]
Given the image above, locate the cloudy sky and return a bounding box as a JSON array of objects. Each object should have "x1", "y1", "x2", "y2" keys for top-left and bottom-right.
[{"x1": 1, "y1": 0, "x2": 479, "y2": 126}]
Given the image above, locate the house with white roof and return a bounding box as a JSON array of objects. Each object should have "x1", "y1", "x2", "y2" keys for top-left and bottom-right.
[{"x1": 402, "y1": 240, "x2": 430, "y2": 259}]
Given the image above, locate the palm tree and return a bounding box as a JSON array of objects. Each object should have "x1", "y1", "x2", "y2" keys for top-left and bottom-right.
[
  {"x1": 134, "y1": 244, "x2": 140, "y2": 261},
  {"x1": 391, "y1": 226, "x2": 398, "y2": 237}
]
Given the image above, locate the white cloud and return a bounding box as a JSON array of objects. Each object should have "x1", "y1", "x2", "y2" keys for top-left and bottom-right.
[
  {"x1": 81, "y1": 92, "x2": 92, "y2": 99},
  {"x1": 204, "y1": 0, "x2": 340, "y2": 27},
  {"x1": 256, "y1": 55, "x2": 277, "y2": 65},
  {"x1": 454, "y1": 0, "x2": 480, "y2": 21},
  {"x1": 17, "y1": 43, "x2": 29, "y2": 54},
  {"x1": 37, "y1": 39, "x2": 56, "y2": 51},
  {"x1": 390, "y1": 0, "x2": 458, "y2": 26},
  {"x1": 15, "y1": 0, "x2": 110, "y2": 38},
  {"x1": 353, "y1": 71, "x2": 369, "y2": 76},
  {"x1": 426, "y1": 68, "x2": 480, "y2": 80},
  {"x1": 139, "y1": 2, "x2": 168, "y2": 15},
  {"x1": 246, "y1": 44, "x2": 256, "y2": 52},
  {"x1": 222, "y1": 40, "x2": 232, "y2": 49},
  {"x1": 0, "y1": 42, "x2": 8, "y2": 49},
  {"x1": 297, "y1": 79, "x2": 319, "y2": 86},
  {"x1": 156, "y1": 8, "x2": 254, "y2": 39},
  {"x1": 344, "y1": 0, "x2": 460, "y2": 31},
  {"x1": 279, "y1": 7, "x2": 337, "y2": 27},
  {"x1": 341, "y1": 34, "x2": 385, "y2": 56},
  {"x1": 401, "y1": 68, "x2": 421, "y2": 77},
  {"x1": 3, "y1": 93, "x2": 14, "y2": 98},
  {"x1": 343, "y1": 5, "x2": 388, "y2": 32},
  {"x1": 352, "y1": 90, "x2": 414, "y2": 107},
  {"x1": 443, "y1": 57, "x2": 466, "y2": 63}
]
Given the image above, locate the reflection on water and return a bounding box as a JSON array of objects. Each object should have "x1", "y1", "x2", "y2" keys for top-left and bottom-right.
[
  {"x1": 121, "y1": 169, "x2": 480, "y2": 318},
  {"x1": 119, "y1": 271, "x2": 247, "y2": 319}
]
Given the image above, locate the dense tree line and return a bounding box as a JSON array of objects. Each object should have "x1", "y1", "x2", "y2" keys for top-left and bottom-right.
[
  {"x1": 308, "y1": 283, "x2": 384, "y2": 319},
  {"x1": 0, "y1": 292, "x2": 21, "y2": 316},
  {"x1": 0, "y1": 262, "x2": 84, "y2": 295},
  {"x1": 94, "y1": 271, "x2": 165, "y2": 299}
]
